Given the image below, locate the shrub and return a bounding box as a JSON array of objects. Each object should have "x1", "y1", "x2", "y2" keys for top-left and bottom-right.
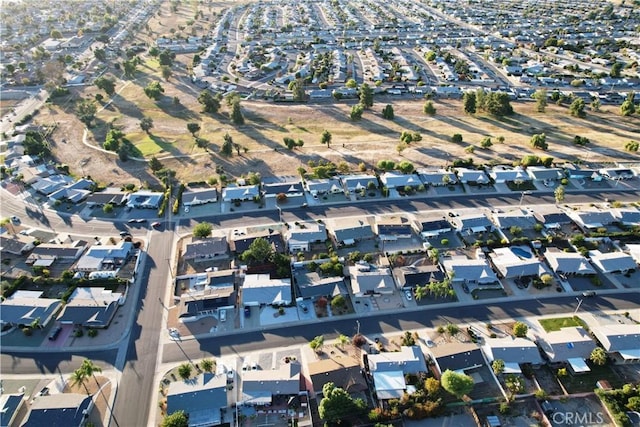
[{"x1": 88, "y1": 329, "x2": 98, "y2": 338}]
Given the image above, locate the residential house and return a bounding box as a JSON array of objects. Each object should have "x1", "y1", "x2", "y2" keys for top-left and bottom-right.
[
  {"x1": 451, "y1": 213, "x2": 494, "y2": 235},
  {"x1": 491, "y1": 210, "x2": 537, "y2": 231},
  {"x1": 85, "y1": 190, "x2": 128, "y2": 207},
  {"x1": 293, "y1": 269, "x2": 346, "y2": 299},
  {"x1": 181, "y1": 188, "x2": 218, "y2": 207},
  {"x1": 177, "y1": 286, "x2": 235, "y2": 322},
  {"x1": 47, "y1": 179, "x2": 94, "y2": 204},
  {"x1": 544, "y1": 250, "x2": 596, "y2": 275},
  {"x1": 532, "y1": 208, "x2": 573, "y2": 229},
  {"x1": 417, "y1": 169, "x2": 457, "y2": 186},
  {"x1": 304, "y1": 178, "x2": 344, "y2": 196},
  {"x1": 183, "y1": 237, "x2": 228, "y2": 262},
  {"x1": 569, "y1": 211, "x2": 616, "y2": 232},
  {"x1": 339, "y1": 174, "x2": 378, "y2": 193},
  {"x1": 229, "y1": 229, "x2": 284, "y2": 254},
  {"x1": 241, "y1": 361, "x2": 301, "y2": 406},
  {"x1": 591, "y1": 324, "x2": 640, "y2": 363},
  {"x1": 536, "y1": 327, "x2": 596, "y2": 371},
  {"x1": 31, "y1": 174, "x2": 73, "y2": 194},
  {"x1": 126, "y1": 190, "x2": 164, "y2": 209},
  {"x1": 441, "y1": 256, "x2": 499, "y2": 286},
  {"x1": 0, "y1": 393, "x2": 24, "y2": 427},
  {"x1": 368, "y1": 346, "x2": 427, "y2": 401},
  {"x1": 329, "y1": 217, "x2": 374, "y2": 246},
  {"x1": 482, "y1": 338, "x2": 543, "y2": 373},
  {"x1": 21, "y1": 394, "x2": 93, "y2": 427},
  {"x1": 0, "y1": 233, "x2": 36, "y2": 255},
  {"x1": 222, "y1": 184, "x2": 260, "y2": 202},
  {"x1": 308, "y1": 357, "x2": 368, "y2": 395},
  {"x1": 589, "y1": 251, "x2": 637, "y2": 274},
  {"x1": 57, "y1": 287, "x2": 122, "y2": 328},
  {"x1": 0, "y1": 290, "x2": 62, "y2": 328},
  {"x1": 614, "y1": 209, "x2": 640, "y2": 227},
  {"x1": 488, "y1": 166, "x2": 531, "y2": 184},
  {"x1": 626, "y1": 244, "x2": 640, "y2": 264},
  {"x1": 242, "y1": 274, "x2": 292, "y2": 306},
  {"x1": 286, "y1": 222, "x2": 327, "y2": 252},
  {"x1": 417, "y1": 215, "x2": 452, "y2": 238},
  {"x1": 564, "y1": 165, "x2": 602, "y2": 181},
  {"x1": 349, "y1": 265, "x2": 396, "y2": 296},
  {"x1": 455, "y1": 168, "x2": 490, "y2": 185},
  {"x1": 394, "y1": 264, "x2": 445, "y2": 289},
  {"x1": 375, "y1": 216, "x2": 414, "y2": 240},
  {"x1": 489, "y1": 247, "x2": 548, "y2": 279},
  {"x1": 526, "y1": 166, "x2": 564, "y2": 182},
  {"x1": 262, "y1": 181, "x2": 304, "y2": 198},
  {"x1": 379, "y1": 172, "x2": 421, "y2": 190},
  {"x1": 74, "y1": 241, "x2": 134, "y2": 273},
  {"x1": 166, "y1": 373, "x2": 227, "y2": 427},
  {"x1": 26, "y1": 241, "x2": 87, "y2": 267},
  {"x1": 599, "y1": 167, "x2": 635, "y2": 180},
  {"x1": 428, "y1": 342, "x2": 485, "y2": 377}
]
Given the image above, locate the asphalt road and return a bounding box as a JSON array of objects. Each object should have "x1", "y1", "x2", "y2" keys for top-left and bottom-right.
[
  {"x1": 161, "y1": 291, "x2": 640, "y2": 363},
  {"x1": 110, "y1": 229, "x2": 173, "y2": 427}
]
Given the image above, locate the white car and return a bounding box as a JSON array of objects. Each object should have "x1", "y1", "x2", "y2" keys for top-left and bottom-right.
[
  {"x1": 184, "y1": 206, "x2": 190, "y2": 213},
  {"x1": 405, "y1": 290, "x2": 413, "y2": 301},
  {"x1": 425, "y1": 339, "x2": 435, "y2": 348}
]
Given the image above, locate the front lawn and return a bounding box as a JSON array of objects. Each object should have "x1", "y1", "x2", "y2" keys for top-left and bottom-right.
[{"x1": 539, "y1": 316, "x2": 586, "y2": 332}]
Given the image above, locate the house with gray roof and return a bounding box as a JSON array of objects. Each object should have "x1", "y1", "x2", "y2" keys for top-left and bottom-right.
[
  {"x1": 544, "y1": 250, "x2": 596, "y2": 275},
  {"x1": 591, "y1": 324, "x2": 640, "y2": 363},
  {"x1": 307, "y1": 357, "x2": 368, "y2": 395},
  {"x1": 488, "y1": 166, "x2": 531, "y2": 183},
  {"x1": 417, "y1": 169, "x2": 457, "y2": 186},
  {"x1": 229, "y1": 229, "x2": 284, "y2": 254},
  {"x1": 482, "y1": 338, "x2": 543, "y2": 373},
  {"x1": 491, "y1": 211, "x2": 537, "y2": 230},
  {"x1": 614, "y1": 209, "x2": 640, "y2": 226},
  {"x1": 428, "y1": 342, "x2": 485, "y2": 376},
  {"x1": 329, "y1": 217, "x2": 374, "y2": 246},
  {"x1": 47, "y1": 179, "x2": 93, "y2": 204},
  {"x1": 589, "y1": 251, "x2": 637, "y2": 274},
  {"x1": 294, "y1": 269, "x2": 346, "y2": 299},
  {"x1": 262, "y1": 181, "x2": 304, "y2": 198},
  {"x1": 536, "y1": 327, "x2": 595, "y2": 370},
  {"x1": 57, "y1": 287, "x2": 122, "y2": 328},
  {"x1": 569, "y1": 210, "x2": 616, "y2": 232},
  {"x1": 489, "y1": 247, "x2": 548, "y2": 279},
  {"x1": 379, "y1": 172, "x2": 421, "y2": 189},
  {"x1": 526, "y1": 166, "x2": 564, "y2": 182},
  {"x1": 22, "y1": 393, "x2": 93, "y2": 427},
  {"x1": 532, "y1": 209, "x2": 573, "y2": 229},
  {"x1": 166, "y1": 373, "x2": 227, "y2": 427},
  {"x1": 241, "y1": 361, "x2": 301, "y2": 406},
  {"x1": 368, "y1": 346, "x2": 427, "y2": 375},
  {"x1": 442, "y1": 256, "x2": 499, "y2": 285},
  {"x1": 178, "y1": 286, "x2": 235, "y2": 321},
  {"x1": 0, "y1": 393, "x2": 24, "y2": 427},
  {"x1": 183, "y1": 237, "x2": 228, "y2": 262},
  {"x1": 339, "y1": 174, "x2": 378, "y2": 192},
  {"x1": 126, "y1": 190, "x2": 164, "y2": 209},
  {"x1": 0, "y1": 290, "x2": 62, "y2": 328},
  {"x1": 375, "y1": 216, "x2": 414, "y2": 239},
  {"x1": 26, "y1": 241, "x2": 87, "y2": 266},
  {"x1": 74, "y1": 241, "x2": 134, "y2": 272},
  {"x1": 304, "y1": 178, "x2": 344, "y2": 196},
  {"x1": 394, "y1": 264, "x2": 445, "y2": 289},
  {"x1": 451, "y1": 213, "x2": 494, "y2": 235},
  {"x1": 455, "y1": 168, "x2": 490, "y2": 184},
  {"x1": 222, "y1": 184, "x2": 260, "y2": 202},
  {"x1": 181, "y1": 188, "x2": 218, "y2": 206},
  {"x1": 85, "y1": 190, "x2": 127, "y2": 207},
  {"x1": 599, "y1": 167, "x2": 635, "y2": 180},
  {"x1": 0, "y1": 234, "x2": 36, "y2": 255},
  {"x1": 286, "y1": 222, "x2": 327, "y2": 252},
  {"x1": 349, "y1": 263, "x2": 396, "y2": 296},
  {"x1": 242, "y1": 274, "x2": 291, "y2": 306}
]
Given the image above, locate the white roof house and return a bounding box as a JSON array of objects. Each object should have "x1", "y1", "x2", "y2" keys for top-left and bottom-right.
[
  {"x1": 242, "y1": 274, "x2": 291, "y2": 306},
  {"x1": 348, "y1": 266, "x2": 395, "y2": 296},
  {"x1": 482, "y1": 337, "x2": 543, "y2": 373},
  {"x1": 589, "y1": 251, "x2": 637, "y2": 274},
  {"x1": 379, "y1": 172, "x2": 421, "y2": 189},
  {"x1": 368, "y1": 346, "x2": 427, "y2": 374},
  {"x1": 489, "y1": 247, "x2": 548, "y2": 279},
  {"x1": 221, "y1": 185, "x2": 260, "y2": 202},
  {"x1": 591, "y1": 324, "x2": 640, "y2": 361},
  {"x1": 74, "y1": 241, "x2": 134, "y2": 272},
  {"x1": 544, "y1": 251, "x2": 595, "y2": 275},
  {"x1": 536, "y1": 327, "x2": 595, "y2": 368},
  {"x1": 441, "y1": 257, "x2": 498, "y2": 284}
]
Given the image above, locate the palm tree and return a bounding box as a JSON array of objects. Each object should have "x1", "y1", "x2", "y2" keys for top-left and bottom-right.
[
  {"x1": 414, "y1": 285, "x2": 427, "y2": 301},
  {"x1": 70, "y1": 368, "x2": 89, "y2": 395},
  {"x1": 337, "y1": 334, "x2": 349, "y2": 350},
  {"x1": 201, "y1": 359, "x2": 214, "y2": 373},
  {"x1": 81, "y1": 359, "x2": 102, "y2": 389}
]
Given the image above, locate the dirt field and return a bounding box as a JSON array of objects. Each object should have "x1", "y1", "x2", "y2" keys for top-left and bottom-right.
[{"x1": 20, "y1": 1, "x2": 640, "y2": 188}]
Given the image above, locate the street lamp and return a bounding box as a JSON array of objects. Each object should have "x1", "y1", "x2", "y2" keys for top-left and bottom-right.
[
  {"x1": 574, "y1": 297, "x2": 583, "y2": 314},
  {"x1": 276, "y1": 206, "x2": 282, "y2": 224},
  {"x1": 356, "y1": 320, "x2": 360, "y2": 335},
  {"x1": 519, "y1": 191, "x2": 531, "y2": 207}
]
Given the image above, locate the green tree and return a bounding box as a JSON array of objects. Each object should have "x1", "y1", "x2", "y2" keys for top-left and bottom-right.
[
  {"x1": 201, "y1": 359, "x2": 214, "y2": 373},
  {"x1": 321, "y1": 130, "x2": 332, "y2": 147},
  {"x1": 451, "y1": 133, "x2": 463, "y2": 144},
  {"x1": 122, "y1": 59, "x2": 138, "y2": 78},
  {"x1": 76, "y1": 99, "x2": 97, "y2": 126},
  {"x1": 288, "y1": 79, "x2": 305, "y2": 101},
  {"x1": 610, "y1": 62, "x2": 623, "y2": 78},
  {"x1": 144, "y1": 81, "x2": 164, "y2": 100},
  {"x1": 139, "y1": 117, "x2": 154, "y2": 134},
  {"x1": 161, "y1": 65, "x2": 172, "y2": 81},
  {"x1": 69, "y1": 368, "x2": 90, "y2": 395},
  {"x1": 513, "y1": 321, "x2": 528, "y2": 337},
  {"x1": 187, "y1": 122, "x2": 201, "y2": 136},
  {"x1": 221, "y1": 132, "x2": 233, "y2": 156},
  {"x1": 198, "y1": 91, "x2": 221, "y2": 114},
  {"x1": 463, "y1": 91, "x2": 476, "y2": 114},
  {"x1": 162, "y1": 411, "x2": 188, "y2": 427},
  {"x1": 50, "y1": 29, "x2": 62, "y2": 39},
  {"x1": 382, "y1": 104, "x2": 394, "y2": 119},
  {"x1": 319, "y1": 382, "x2": 365, "y2": 423},
  {"x1": 149, "y1": 156, "x2": 163, "y2": 172},
  {"x1": 94, "y1": 76, "x2": 116, "y2": 96},
  {"x1": 492, "y1": 359, "x2": 505, "y2": 375},
  {"x1": 423, "y1": 100, "x2": 436, "y2": 115},
  {"x1": 178, "y1": 363, "x2": 192, "y2": 380},
  {"x1": 480, "y1": 137, "x2": 492, "y2": 148},
  {"x1": 94, "y1": 48, "x2": 106, "y2": 62},
  {"x1": 533, "y1": 89, "x2": 548, "y2": 112},
  {"x1": 309, "y1": 335, "x2": 324, "y2": 353},
  {"x1": 231, "y1": 99, "x2": 244, "y2": 125},
  {"x1": 350, "y1": 104, "x2": 364, "y2": 120},
  {"x1": 396, "y1": 160, "x2": 415, "y2": 174},
  {"x1": 425, "y1": 377, "x2": 441, "y2": 396},
  {"x1": 554, "y1": 185, "x2": 565, "y2": 204},
  {"x1": 193, "y1": 222, "x2": 212, "y2": 238},
  {"x1": 625, "y1": 141, "x2": 639, "y2": 152},
  {"x1": 240, "y1": 237, "x2": 274, "y2": 265},
  {"x1": 441, "y1": 370, "x2": 474, "y2": 398},
  {"x1": 345, "y1": 78, "x2": 357, "y2": 89},
  {"x1": 569, "y1": 98, "x2": 586, "y2": 118},
  {"x1": 158, "y1": 49, "x2": 175, "y2": 67},
  {"x1": 530, "y1": 133, "x2": 548, "y2": 150},
  {"x1": 627, "y1": 396, "x2": 640, "y2": 412},
  {"x1": 590, "y1": 347, "x2": 607, "y2": 366},
  {"x1": 483, "y1": 92, "x2": 513, "y2": 116},
  {"x1": 331, "y1": 295, "x2": 346, "y2": 310},
  {"x1": 359, "y1": 83, "x2": 374, "y2": 108},
  {"x1": 103, "y1": 203, "x2": 114, "y2": 214},
  {"x1": 337, "y1": 334, "x2": 350, "y2": 349}
]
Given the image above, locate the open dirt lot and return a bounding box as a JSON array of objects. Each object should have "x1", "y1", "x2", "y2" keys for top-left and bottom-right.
[{"x1": 19, "y1": 2, "x2": 640, "y2": 188}]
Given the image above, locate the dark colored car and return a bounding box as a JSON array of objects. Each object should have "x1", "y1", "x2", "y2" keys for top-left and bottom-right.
[
  {"x1": 244, "y1": 306, "x2": 251, "y2": 317},
  {"x1": 48, "y1": 326, "x2": 62, "y2": 341}
]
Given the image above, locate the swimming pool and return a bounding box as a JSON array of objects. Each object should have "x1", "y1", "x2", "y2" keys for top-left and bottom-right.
[{"x1": 511, "y1": 246, "x2": 533, "y2": 259}]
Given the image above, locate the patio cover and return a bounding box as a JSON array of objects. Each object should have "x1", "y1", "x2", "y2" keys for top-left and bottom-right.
[
  {"x1": 504, "y1": 362, "x2": 522, "y2": 374},
  {"x1": 619, "y1": 349, "x2": 640, "y2": 360},
  {"x1": 568, "y1": 358, "x2": 590, "y2": 373}
]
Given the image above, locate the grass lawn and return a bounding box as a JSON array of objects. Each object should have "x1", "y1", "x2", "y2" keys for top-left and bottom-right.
[
  {"x1": 558, "y1": 364, "x2": 625, "y2": 393},
  {"x1": 539, "y1": 316, "x2": 587, "y2": 332}
]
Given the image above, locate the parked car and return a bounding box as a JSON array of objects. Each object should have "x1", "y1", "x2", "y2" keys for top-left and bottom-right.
[
  {"x1": 219, "y1": 309, "x2": 226, "y2": 322},
  {"x1": 424, "y1": 338, "x2": 435, "y2": 348},
  {"x1": 582, "y1": 290, "x2": 597, "y2": 297},
  {"x1": 135, "y1": 218, "x2": 147, "y2": 223},
  {"x1": 151, "y1": 221, "x2": 161, "y2": 228},
  {"x1": 244, "y1": 306, "x2": 251, "y2": 317},
  {"x1": 48, "y1": 326, "x2": 62, "y2": 341},
  {"x1": 404, "y1": 290, "x2": 412, "y2": 301},
  {"x1": 10, "y1": 216, "x2": 20, "y2": 224},
  {"x1": 119, "y1": 231, "x2": 130, "y2": 237},
  {"x1": 462, "y1": 283, "x2": 470, "y2": 293},
  {"x1": 251, "y1": 362, "x2": 258, "y2": 370}
]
